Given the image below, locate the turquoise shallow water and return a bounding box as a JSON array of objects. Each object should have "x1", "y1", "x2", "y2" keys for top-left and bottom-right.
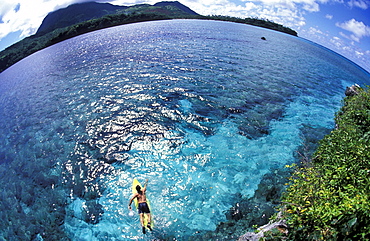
[{"x1": 0, "y1": 19, "x2": 369, "y2": 240}]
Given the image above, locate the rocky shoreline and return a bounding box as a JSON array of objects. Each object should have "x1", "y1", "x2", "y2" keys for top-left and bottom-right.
[
  {"x1": 186, "y1": 168, "x2": 290, "y2": 240},
  {"x1": 186, "y1": 123, "x2": 331, "y2": 240}
]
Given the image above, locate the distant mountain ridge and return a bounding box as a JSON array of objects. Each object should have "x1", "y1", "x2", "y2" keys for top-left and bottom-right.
[
  {"x1": 36, "y1": 1, "x2": 198, "y2": 35},
  {"x1": 154, "y1": 1, "x2": 198, "y2": 15},
  {"x1": 0, "y1": 1, "x2": 298, "y2": 73},
  {"x1": 36, "y1": 2, "x2": 128, "y2": 35}
]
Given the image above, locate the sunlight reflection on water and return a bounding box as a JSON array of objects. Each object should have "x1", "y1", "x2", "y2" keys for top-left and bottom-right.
[{"x1": 0, "y1": 19, "x2": 369, "y2": 240}]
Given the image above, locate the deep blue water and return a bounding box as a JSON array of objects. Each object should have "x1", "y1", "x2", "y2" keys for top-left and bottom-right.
[{"x1": 0, "y1": 19, "x2": 369, "y2": 240}]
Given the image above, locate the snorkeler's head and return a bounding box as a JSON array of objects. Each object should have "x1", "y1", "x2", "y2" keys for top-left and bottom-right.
[{"x1": 136, "y1": 185, "x2": 142, "y2": 194}]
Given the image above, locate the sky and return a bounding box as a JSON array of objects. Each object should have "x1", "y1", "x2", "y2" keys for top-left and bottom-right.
[{"x1": 0, "y1": 0, "x2": 369, "y2": 72}]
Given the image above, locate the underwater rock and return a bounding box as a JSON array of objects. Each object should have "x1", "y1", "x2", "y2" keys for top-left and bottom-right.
[
  {"x1": 202, "y1": 168, "x2": 291, "y2": 239},
  {"x1": 238, "y1": 124, "x2": 270, "y2": 139},
  {"x1": 35, "y1": 174, "x2": 57, "y2": 188},
  {"x1": 345, "y1": 84, "x2": 361, "y2": 96},
  {"x1": 261, "y1": 37, "x2": 266, "y2": 40},
  {"x1": 82, "y1": 200, "x2": 104, "y2": 224},
  {"x1": 253, "y1": 172, "x2": 285, "y2": 204}
]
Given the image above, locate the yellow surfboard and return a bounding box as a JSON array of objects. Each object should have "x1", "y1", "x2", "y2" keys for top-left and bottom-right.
[{"x1": 132, "y1": 178, "x2": 154, "y2": 229}]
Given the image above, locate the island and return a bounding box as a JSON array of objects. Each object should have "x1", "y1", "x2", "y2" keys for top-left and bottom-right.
[{"x1": 0, "y1": 1, "x2": 297, "y2": 73}]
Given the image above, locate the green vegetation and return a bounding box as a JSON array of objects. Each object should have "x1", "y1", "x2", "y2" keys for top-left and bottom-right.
[
  {"x1": 0, "y1": 2, "x2": 297, "y2": 73},
  {"x1": 282, "y1": 87, "x2": 370, "y2": 240},
  {"x1": 200, "y1": 15, "x2": 298, "y2": 37},
  {"x1": 0, "y1": 11, "x2": 174, "y2": 73},
  {"x1": 35, "y1": 2, "x2": 128, "y2": 35}
]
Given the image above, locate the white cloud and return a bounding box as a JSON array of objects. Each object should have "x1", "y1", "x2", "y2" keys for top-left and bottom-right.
[
  {"x1": 0, "y1": 0, "x2": 369, "y2": 72},
  {"x1": 0, "y1": 1, "x2": 16, "y2": 18},
  {"x1": 355, "y1": 50, "x2": 364, "y2": 56},
  {"x1": 339, "y1": 31, "x2": 352, "y2": 40},
  {"x1": 300, "y1": 23, "x2": 370, "y2": 72},
  {"x1": 187, "y1": 0, "x2": 251, "y2": 17},
  {"x1": 0, "y1": 0, "x2": 100, "y2": 40},
  {"x1": 300, "y1": 26, "x2": 329, "y2": 44},
  {"x1": 250, "y1": 0, "x2": 323, "y2": 12},
  {"x1": 0, "y1": 0, "x2": 327, "y2": 42},
  {"x1": 245, "y1": 2, "x2": 258, "y2": 10},
  {"x1": 308, "y1": 26, "x2": 324, "y2": 34},
  {"x1": 336, "y1": 18, "x2": 370, "y2": 42},
  {"x1": 330, "y1": 35, "x2": 343, "y2": 48},
  {"x1": 348, "y1": 0, "x2": 369, "y2": 9}
]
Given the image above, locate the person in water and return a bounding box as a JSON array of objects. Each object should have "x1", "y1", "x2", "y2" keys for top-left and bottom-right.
[{"x1": 128, "y1": 179, "x2": 152, "y2": 234}]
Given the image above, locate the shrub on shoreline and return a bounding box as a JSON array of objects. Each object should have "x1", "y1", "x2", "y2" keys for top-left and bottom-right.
[{"x1": 282, "y1": 86, "x2": 370, "y2": 240}]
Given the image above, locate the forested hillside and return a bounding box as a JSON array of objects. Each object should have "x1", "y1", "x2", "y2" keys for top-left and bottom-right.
[{"x1": 0, "y1": 1, "x2": 297, "y2": 73}]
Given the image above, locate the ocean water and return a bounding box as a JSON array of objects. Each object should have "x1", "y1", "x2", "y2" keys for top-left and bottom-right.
[{"x1": 0, "y1": 19, "x2": 369, "y2": 240}]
